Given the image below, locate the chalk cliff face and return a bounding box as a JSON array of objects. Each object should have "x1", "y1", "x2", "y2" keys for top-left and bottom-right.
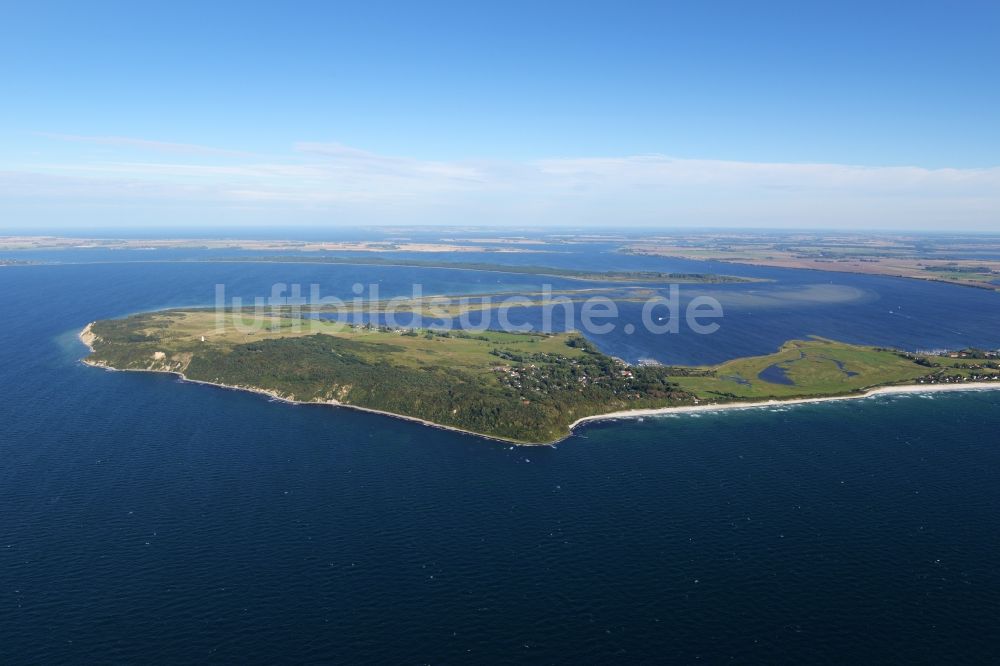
[{"x1": 79, "y1": 322, "x2": 97, "y2": 351}]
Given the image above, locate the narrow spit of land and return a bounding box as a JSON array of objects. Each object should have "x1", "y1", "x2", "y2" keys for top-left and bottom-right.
[
  {"x1": 0, "y1": 249, "x2": 761, "y2": 285},
  {"x1": 193, "y1": 255, "x2": 762, "y2": 284}
]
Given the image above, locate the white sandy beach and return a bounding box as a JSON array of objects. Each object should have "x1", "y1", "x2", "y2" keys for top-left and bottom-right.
[{"x1": 567, "y1": 381, "x2": 1000, "y2": 434}]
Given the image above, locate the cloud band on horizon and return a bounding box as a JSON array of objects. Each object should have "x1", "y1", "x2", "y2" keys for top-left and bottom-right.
[{"x1": 2, "y1": 135, "x2": 998, "y2": 230}]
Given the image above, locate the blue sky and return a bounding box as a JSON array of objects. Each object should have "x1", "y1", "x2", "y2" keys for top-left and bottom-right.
[{"x1": 2, "y1": 0, "x2": 998, "y2": 230}]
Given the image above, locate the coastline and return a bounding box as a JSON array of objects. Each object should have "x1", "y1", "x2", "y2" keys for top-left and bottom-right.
[
  {"x1": 81, "y1": 361, "x2": 529, "y2": 446},
  {"x1": 79, "y1": 322, "x2": 1000, "y2": 445},
  {"x1": 566, "y1": 382, "x2": 1000, "y2": 435},
  {"x1": 78, "y1": 321, "x2": 525, "y2": 445}
]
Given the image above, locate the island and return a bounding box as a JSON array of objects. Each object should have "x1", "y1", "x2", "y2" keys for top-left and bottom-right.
[{"x1": 80, "y1": 309, "x2": 1000, "y2": 444}]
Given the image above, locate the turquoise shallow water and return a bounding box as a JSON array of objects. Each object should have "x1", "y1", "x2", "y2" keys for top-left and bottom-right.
[{"x1": 2, "y1": 257, "x2": 1000, "y2": 663}]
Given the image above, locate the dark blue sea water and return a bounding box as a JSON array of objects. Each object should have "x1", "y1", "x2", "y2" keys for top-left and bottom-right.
[{"x1": 3, "y1": 252, "x2": 1000, "y2": 663}]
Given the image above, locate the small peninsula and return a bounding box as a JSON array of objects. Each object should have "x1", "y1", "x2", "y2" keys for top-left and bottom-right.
[{"x1": 81, "y1": 309, "x2": 1000, "y2": 444}]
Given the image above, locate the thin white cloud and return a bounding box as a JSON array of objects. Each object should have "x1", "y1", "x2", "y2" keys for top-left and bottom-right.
[
  {"x1": 34, "y1": 132, "x2": 253, "y2": 157},
  {"x1": 3, "y1": 140, "x2": 999, "y2": 229},
  {"x1": 295, "y1": 142, "x2": 486, "y2": 182},
  {"x1": 534, "y1": 155, "x2": 1000, "y2": 193}
]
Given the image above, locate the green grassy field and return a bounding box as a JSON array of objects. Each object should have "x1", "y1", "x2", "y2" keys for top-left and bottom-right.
[
  {"x1": 84, "y1": 310, "x2": 997, "y2": 443},
  {"x1": 921, "y1": 267, "x2": 1000, "y2": 285},
  {"x1": 672, "y1": 338, "x2": 934, "y2": 400},
  {"x1": 88, "y1": 309, "x2": 593, "y2": 372}
]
